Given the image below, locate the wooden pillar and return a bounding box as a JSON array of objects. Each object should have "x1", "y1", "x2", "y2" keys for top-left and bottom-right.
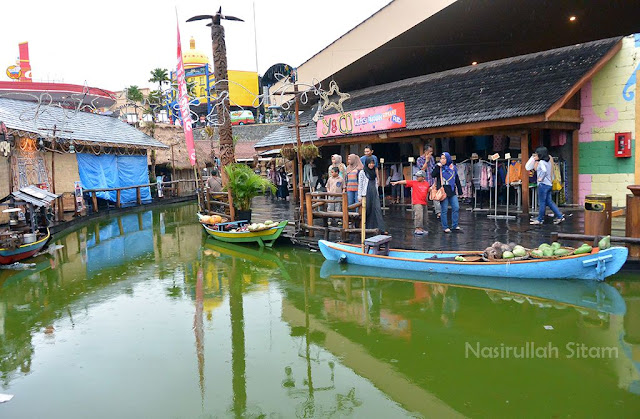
[
  {"x1": 341, "y1": 192, "x2": 349, "y2": 240},
  {"x1": 291, "y1": 158, "x2": 299, "y2": 202},
  {"x1": 227, "y1": 190, "x2": 235, "y2": 221},
  {"x1": 136, "y1": 187, "x2": 142, "y2": 205},
  {"x1": 205, "y1": 189, "x2": 211, "y2": 212},
  {"x1": 118, "y1": 217, "x2": 125, "y2": 236},
  {"x1": 626, "y1": 194, "x2": 640, "y2": 258},
  {"x1": 520, "y1": 131, "x2": 530, "y2": 215},
  {"x1": 116, "y1": 190, "x2": 122, "y2": 208},
  {"x1": 572, "y1": 130, "x2": 580, "y2": 205},
  {"x1": 305, "y1": 192, "x2": 314, "y2": 238},
  {"x1": 636, "y1": 69, "x2": 640, "y2": 184},
  {"x1": 91, "y1": 191, "x2": 99, "y2": 213},
  {"x1": 57, "y1": 196, "x2": 64, "y2": 220}
]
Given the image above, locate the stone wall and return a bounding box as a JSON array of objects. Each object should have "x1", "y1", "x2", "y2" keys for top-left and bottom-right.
[{"x1": 579, "y1": 34, "x2": 640, "y2": 207}]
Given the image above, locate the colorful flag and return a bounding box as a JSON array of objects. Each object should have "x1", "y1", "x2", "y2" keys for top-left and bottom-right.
[{"x1": 176, "y1": 22, "x2": 196, "y2": 166}]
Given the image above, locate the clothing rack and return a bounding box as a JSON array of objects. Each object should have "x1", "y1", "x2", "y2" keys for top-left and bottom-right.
[
  {"x1": 487, "y1": 157, "x2": 517, "y2": 220},
  {"x1": 470, "y1": 158, "x2": 492, "y2": 212}
]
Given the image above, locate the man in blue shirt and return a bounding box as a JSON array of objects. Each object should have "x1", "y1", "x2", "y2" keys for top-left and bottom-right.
[{"x1": 360, "y1": 145, "x2": 379, "y2": 180}]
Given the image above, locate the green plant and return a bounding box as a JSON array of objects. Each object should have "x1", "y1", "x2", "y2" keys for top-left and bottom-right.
[
  {"x1": 126, "y1": 85, "x2": 144, "y2": 103},
  {"x1": 299, "y1": 144, "x2": 319, "y2": 160},
  {"x1": 148, "y1": 68, "x2": 169, "y2": 91},
  {"x1": 224, "y1": 164, "x2": 276, "y2": 211}
]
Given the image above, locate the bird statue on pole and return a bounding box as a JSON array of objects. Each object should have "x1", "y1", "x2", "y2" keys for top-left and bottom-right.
[{"x1": 187, "y1": 8, "x2": 243, "y2": 185}]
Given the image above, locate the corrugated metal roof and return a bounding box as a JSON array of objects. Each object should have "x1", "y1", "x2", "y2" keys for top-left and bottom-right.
[
  {"x1": 10, "y1": 185, "x2": 60, "y2": 207},
  {"x1": 256, "y1": 36, "x2": 621, "y2": 149},
  {"x1": 0, "y1": 98, "x2": 167, "y2": 149}
]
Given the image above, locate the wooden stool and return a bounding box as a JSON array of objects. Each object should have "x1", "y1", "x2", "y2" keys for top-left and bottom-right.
[{"x1": 364, "y1": 234, "x2": 392, "y2": 256}]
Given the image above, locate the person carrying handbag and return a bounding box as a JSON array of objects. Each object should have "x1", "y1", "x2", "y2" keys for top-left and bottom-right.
[
  {"x1": 431, "y1": 152, "x2": 463, "y2": 233},
  {"x1": 418, "y1": 145, "x2": 441, "y2": 218}
]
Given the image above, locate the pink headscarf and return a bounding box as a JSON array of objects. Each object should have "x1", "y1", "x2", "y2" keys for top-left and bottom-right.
[{"x1": 346, "y1": 154, "x2": 363, "y2": 173}]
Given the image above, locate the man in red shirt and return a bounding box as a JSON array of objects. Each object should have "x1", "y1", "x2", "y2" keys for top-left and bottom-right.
[{"x1": 391, "y1": 170, "x2": 430, "y2": 235}]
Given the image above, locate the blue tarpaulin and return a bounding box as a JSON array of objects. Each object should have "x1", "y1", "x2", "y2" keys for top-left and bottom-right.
[{"x1": 77, "y1": 153, "x2": 151, "y2": 204}]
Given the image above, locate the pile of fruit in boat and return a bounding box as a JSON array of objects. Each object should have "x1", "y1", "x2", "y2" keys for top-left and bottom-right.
[
  {"x1": 200, "y1": 214, "x2": 224, "y2": 225},
  {"x1": 530, "y1": 242, "x2": 573, "y2": 258},
  {"x1": 229, "y1": 225, "x2": 250, "y2": 233},
  {"x1": 530, "y1": 235, "x2": 610, "y2": 258},
  {"x1": 229, "y1": 220, "x2": 280, "y2": 233},
  {"x1": 247, "y1": 220, "x2": 280, "y2": 231},
  {"x1": 483, "y1": 242, "x2": 528, "y2": 260}
]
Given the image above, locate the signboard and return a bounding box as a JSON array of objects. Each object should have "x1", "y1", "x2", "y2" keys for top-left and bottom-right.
[
  {"x1": 74, "y1": 181, "x2": 84, "y2": 210},
  {"x1": 317, "y1": 102, "x2": 406, "y2": 138}
]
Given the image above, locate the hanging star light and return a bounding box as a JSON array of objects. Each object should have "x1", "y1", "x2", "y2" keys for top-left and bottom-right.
[{"x1": 319, "y1": 80, "x2": 350, "y2": 114}]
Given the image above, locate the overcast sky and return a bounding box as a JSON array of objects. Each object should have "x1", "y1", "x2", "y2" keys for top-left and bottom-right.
[{"x1": 0, "y1": 0, "x2": 391, "y2": 92}]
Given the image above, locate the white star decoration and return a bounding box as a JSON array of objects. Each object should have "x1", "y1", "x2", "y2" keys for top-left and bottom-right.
[{"x1": 320, "y1": 80, "x2": 350, "y2": 114}]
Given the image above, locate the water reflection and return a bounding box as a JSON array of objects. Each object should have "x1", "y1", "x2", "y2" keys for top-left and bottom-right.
[
  {"x1": 314, "y1": 261, "x2": 640, "y2": 415},
  {"x1": 0, "y1": 203, "x2": 638, "y2": 418}
]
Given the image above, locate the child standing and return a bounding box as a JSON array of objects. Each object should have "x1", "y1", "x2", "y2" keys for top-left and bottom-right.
[
  {"x1": 391, "y1": 170, "x2": 430, "y2": 235},
  {"x1": 326, "y1": 166, "x2": 344, "y2": 214}
]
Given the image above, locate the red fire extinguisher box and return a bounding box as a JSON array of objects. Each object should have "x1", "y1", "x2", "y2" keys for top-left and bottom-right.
[{"x1": 615, "y1": 132, "x2": 632, "y2": 158}]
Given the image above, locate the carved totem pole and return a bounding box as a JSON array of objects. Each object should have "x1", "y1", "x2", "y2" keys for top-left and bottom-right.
[{"x1": 188, "y1": 8, "x2": 243, "y2": 184}]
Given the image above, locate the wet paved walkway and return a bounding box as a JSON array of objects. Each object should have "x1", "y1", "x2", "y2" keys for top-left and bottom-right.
[{"x1": 249, "y1": 196, "x2": 597, "y2": 252}]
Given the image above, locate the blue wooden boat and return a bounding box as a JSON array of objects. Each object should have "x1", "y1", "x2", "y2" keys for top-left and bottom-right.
[{"x1": 318, "y1": 240, "x2": 628, "y2": 281}]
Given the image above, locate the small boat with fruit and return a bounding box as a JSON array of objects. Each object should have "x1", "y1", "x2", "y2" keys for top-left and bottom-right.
[
  {"x1": 198, "y1": 215, "x2": 288, "y2": 248},
  {"x1": 318, "y1": 237, "x2": 628, "y2": 281}
]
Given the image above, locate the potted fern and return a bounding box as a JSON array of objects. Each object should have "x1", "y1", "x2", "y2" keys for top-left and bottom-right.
[{"x1": 224, "y1": 164, "x2": 276, "y2": 222}]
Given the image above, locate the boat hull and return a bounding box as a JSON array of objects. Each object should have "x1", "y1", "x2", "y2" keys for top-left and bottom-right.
[
  {"x1": 0, "y1": 230, "x2": 50, "y2": 265},
  {"x1": 318, "y1": 240, "x2": 628, "y2": 281},
  {"x1": 202, "y1": 221, "x2": 287, "y2": 247}
]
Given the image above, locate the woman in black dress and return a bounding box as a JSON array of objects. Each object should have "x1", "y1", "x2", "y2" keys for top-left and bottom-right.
[{"x1": 358, "y1": 157, "x2": 386, "y2": 233}]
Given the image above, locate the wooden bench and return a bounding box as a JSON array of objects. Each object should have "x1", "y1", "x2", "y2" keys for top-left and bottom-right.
[{"x1": 364, "y1": 234, "x2": 392, "y2": 256}]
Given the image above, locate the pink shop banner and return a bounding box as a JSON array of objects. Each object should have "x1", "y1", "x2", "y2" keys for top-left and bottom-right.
[{"x1": 317, "y1": 102, "x2": 406, "y2": 138}]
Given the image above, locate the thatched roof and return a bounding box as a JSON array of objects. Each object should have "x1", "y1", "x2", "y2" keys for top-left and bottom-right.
[{"x1": 143, "y1": 124, "x2": 265, "y2": 169}]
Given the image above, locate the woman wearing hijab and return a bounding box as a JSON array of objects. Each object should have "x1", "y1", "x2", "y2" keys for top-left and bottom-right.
[
  {"x1": 358, "y1": 157, "x2": 386, "y2": 233},
  {"x1": 526, "y1": 146, "x2": 564, "y2": 225},
  {"x1": 276, "y1": 166, "x2": 289, "y2": 200},
  {"x1": 345, "y1": 154, "x2": 364, "y2": 206},
  {"x1": 431, "y1": 152, "x2": 463, "y2": 233},
  {"x1": 328, "y1": 154, "x2": 347, "y2": 180}
]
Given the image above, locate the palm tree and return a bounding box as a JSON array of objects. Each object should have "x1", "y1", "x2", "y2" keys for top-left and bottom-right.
[
  {"x1": 126, "y1": 85, "x2": 144, "y2": 103},
  {"x1": 149, "y1": 68, "x2": 169, "y2": 92}
]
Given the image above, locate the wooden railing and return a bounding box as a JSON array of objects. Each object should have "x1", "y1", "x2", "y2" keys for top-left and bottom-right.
[
  {"x1": 83, "y1": 179, "x2": 199, "y2": 213},
  {"x1": 301, "y1": 191, "x2": 378, "y2": 240},
  {"x1": 202, "y1": 189, "x2": 235, "y2": 221}
]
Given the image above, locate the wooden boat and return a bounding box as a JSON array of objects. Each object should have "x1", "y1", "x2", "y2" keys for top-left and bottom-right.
[
  {"x1": 318, "y1": 240, "x2": 628, "y2": 281},
  {"x1": 0, "y1": 185, "x2": 59, "y2": 265},
  {"x1": 0, "y1": 228, "x2": 51, "y2": 265},
  {"x1": 202, "y1": 220, "x2": 288, "y2": 248}
]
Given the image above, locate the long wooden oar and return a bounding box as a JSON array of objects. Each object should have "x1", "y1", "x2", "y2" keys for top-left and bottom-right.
[{"x1": 361, "y1": 195, "x2": 367, "y2": 253}]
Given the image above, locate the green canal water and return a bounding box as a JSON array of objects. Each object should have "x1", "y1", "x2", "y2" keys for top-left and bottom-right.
[{"x1": 0, "y1": 203, "x2": 639, "y2": 418}]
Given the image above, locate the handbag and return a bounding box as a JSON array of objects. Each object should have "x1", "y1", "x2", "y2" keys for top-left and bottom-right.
[{"x1": 429, "y1": 168, "x2": 447, "y2": 201}]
